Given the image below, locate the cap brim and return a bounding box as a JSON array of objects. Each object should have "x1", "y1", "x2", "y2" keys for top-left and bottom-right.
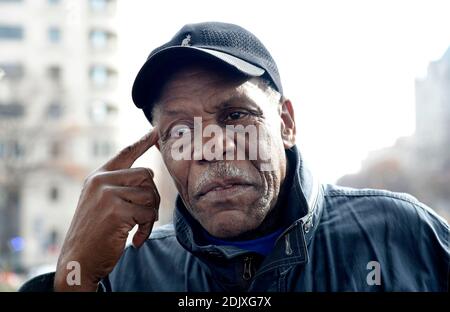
[{"x1": 132, "y1": 46, "x2": 265, "y2": 110}]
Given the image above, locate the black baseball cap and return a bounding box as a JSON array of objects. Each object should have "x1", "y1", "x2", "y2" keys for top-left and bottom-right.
[{"x1": 131, "y1": 21, "x2": 283, "y2": 122}]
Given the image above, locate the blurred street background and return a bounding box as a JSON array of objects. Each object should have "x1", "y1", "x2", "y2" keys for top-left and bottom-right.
[{"x1": 0, "y1": 0, "x2": 449, "y2": 291}]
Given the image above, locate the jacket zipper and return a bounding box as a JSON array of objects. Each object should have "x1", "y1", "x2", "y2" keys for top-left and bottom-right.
[
  {"x1": 243, "y1": 256, "x2": 253, "y2": 281},
  {"x1": 274, "y1": 220, "x2": 301, "y2": 247}
]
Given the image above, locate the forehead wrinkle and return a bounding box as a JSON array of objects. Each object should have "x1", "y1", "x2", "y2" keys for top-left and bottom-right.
[{"x1": 155, "y1": 66, "x2": 278, "y2": 122}]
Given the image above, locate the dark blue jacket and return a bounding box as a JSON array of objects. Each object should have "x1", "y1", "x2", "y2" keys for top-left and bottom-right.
[{"x1": 20, "y1": 146, "x2": 450, "y2": 291}]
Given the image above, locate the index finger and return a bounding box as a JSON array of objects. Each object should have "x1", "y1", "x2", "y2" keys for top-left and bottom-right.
[{"x1": 102, "y1": 127, "x2": 159, "y2": 171}]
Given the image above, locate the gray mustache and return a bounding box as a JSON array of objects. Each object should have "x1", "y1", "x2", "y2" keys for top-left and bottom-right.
[{"x1": 193, "y1": 162, "x2": 253, "y2": 195}]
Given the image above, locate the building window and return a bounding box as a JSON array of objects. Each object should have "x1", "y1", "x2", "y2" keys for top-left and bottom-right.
[
  {"x1": 46, "y1": 101, "x2": 63, "y2": 119},
  {"x1": 13, "y1": 140, "x2": 22, "y2": 157},
  {"x1": 49, "y1": 141, "x2": 62, "y2": 158},
  {"x1": 93, "y1": 141, "x2": 113, "y2": 157},
  {"x1": 47, "y1": 65, "x2": 61, "y2": 81},
  {"x1": 89, "y1": 29, "x2": 116, "y2": 49},
  {"x1": 90, "y1": 66, "x2": 107, "y2": 85},
  {"x1": 49, "y1": 186, "x2": 59, "y2": 202},
  {"x1": 89, "y1": 30, "x2": 107, "y2": 48},
  {"x1": 0, "y1": 102, "x2": 25, "y2": 118},
  {"x1": 89, "y1": 65, "x2": 116, "y2": 87},
  {"x1": 0, "y1": 63, "x2": 24, "y2": 80},
  {"x1": 89, "y1": 0, "x2": 113, "y2": 11},
  {"x1": 48, "y1": 26, "x2": 61, "y2": 43},
  {"x1": 0, "y1": 25, "x2": 23, "y2": 40},
  {"x1": 48, "y1": 229, "x2": 59, "y2": 249},
  {"x1": 0, "y1": 140, "x2": 24, "y2": 158},
  {"x1": 89, "y1": 100, "x2": 117, "y2": 122}
]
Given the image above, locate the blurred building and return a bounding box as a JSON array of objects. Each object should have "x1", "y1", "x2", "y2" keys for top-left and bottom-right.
[
  {"x1": 415, "y1": 47, "x2": 450, "y2": 170},
  {"x1": 338, "y1": 46, "x2": 450, "y2": 222},
  {"x1": 0, "y1": 0, "x2": 119, "y2": 271}
]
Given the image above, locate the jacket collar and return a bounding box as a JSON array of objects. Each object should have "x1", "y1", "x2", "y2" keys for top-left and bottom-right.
[{"x1": 173, "y1": 145, "x2": 324, "y2": 264}]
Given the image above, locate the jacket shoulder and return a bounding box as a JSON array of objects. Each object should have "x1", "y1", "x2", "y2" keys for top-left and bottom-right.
[
  {"x1": 323, "y1": 184, "x2": 449, "y2": 228},
  {"x1": 319, "y1": 184, "x2": 449, "y2": 291}
]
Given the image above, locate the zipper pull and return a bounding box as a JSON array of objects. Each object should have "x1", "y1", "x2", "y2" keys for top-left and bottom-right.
[
  {"x1": 243, "y1": 256, "x2": 253, "y2": 281},
  {"x1": 285, "y1": 233, "x2": 293, "y2": 255}
]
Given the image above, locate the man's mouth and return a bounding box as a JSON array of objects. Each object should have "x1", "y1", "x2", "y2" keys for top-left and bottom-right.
[{"x1": 196, "y1": 178, "x2": 254, "y2": 199}]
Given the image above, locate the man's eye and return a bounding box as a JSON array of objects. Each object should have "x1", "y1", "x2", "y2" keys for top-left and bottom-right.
[
  {"x1": 226, "y1": 111, "x2": 248, "y2": 121},
  {"x1": 169, "y1": 125, "x2": 191, "y2": 138}
]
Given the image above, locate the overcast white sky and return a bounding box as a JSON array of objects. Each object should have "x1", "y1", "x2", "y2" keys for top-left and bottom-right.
[{"x1": 116, "y1": 0, "x2": 450, "y2": 183}]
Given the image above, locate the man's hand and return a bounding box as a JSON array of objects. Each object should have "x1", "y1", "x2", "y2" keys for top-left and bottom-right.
[{"x1": 54, "y1": 129, "x2": 160, "y2": 291}]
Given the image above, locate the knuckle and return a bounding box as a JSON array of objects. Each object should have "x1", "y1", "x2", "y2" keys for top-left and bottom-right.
[
  {"x1": 109, "y1": 199, "x2": 124, "y2": 220},
  {"x1": 101, "y1": 185, "x2": 114, "y2": 198},
  {"x1": 143, "y1": 194, "x2": 153, "y2": 207},
  {"x1": 154, "y1": 189, "x2": 161, "y2": 206},
  {"x1": 149, "y1": 211, "x2": 157, "y2": 223},
  {"x1": 86, "y1": 172, "x2": 103, "y2": 189},
  {"x1": 150, "y1": 193, "x2": 159, "y2": 207},
  {"x1": 144, "y1": 207, "x2": 156, "y2": 222},
  {"x1": 84, "y1": 170, "x2": 96, "y2": 184},
  {"x1": 151, "y1": 187, "x2": 160, "y2": 205},
  {"x1": 122, "y1": 145, "x2": 136, "y2": 158},
  {"x1": 143, "y1": 187, "x2": 159, "y2": 207},
  {"x1": 146, "y1": 168, "x2": 155, "y2": 179},
  {"x1": 137, "y1": 167, "x2": 154, "y2": 180}
]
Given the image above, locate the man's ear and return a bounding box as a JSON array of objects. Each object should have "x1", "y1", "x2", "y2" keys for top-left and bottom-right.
[{"x1": 280, "y1": 98, "x2": 296, "y2": 149}]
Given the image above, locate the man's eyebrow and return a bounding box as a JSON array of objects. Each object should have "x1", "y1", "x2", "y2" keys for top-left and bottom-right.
[
  {"x1": 215, "y1": 94, "x2": 263, "y2": 113},
  {"x1": 158, "y1": 94, "x2": 264, "y2": 118},
  {"x1": 159, "y1": 108, "x2": 191, "y2": 118}
]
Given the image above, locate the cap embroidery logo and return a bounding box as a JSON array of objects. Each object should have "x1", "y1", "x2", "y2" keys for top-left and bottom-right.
[{"x1": 181, "y1": 34, "x2": 191, "y2": 47}]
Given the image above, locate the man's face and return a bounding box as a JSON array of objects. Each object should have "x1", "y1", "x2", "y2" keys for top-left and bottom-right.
[{"x1": 153, "y1": 64, "x2": 295, "y2": 238}]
